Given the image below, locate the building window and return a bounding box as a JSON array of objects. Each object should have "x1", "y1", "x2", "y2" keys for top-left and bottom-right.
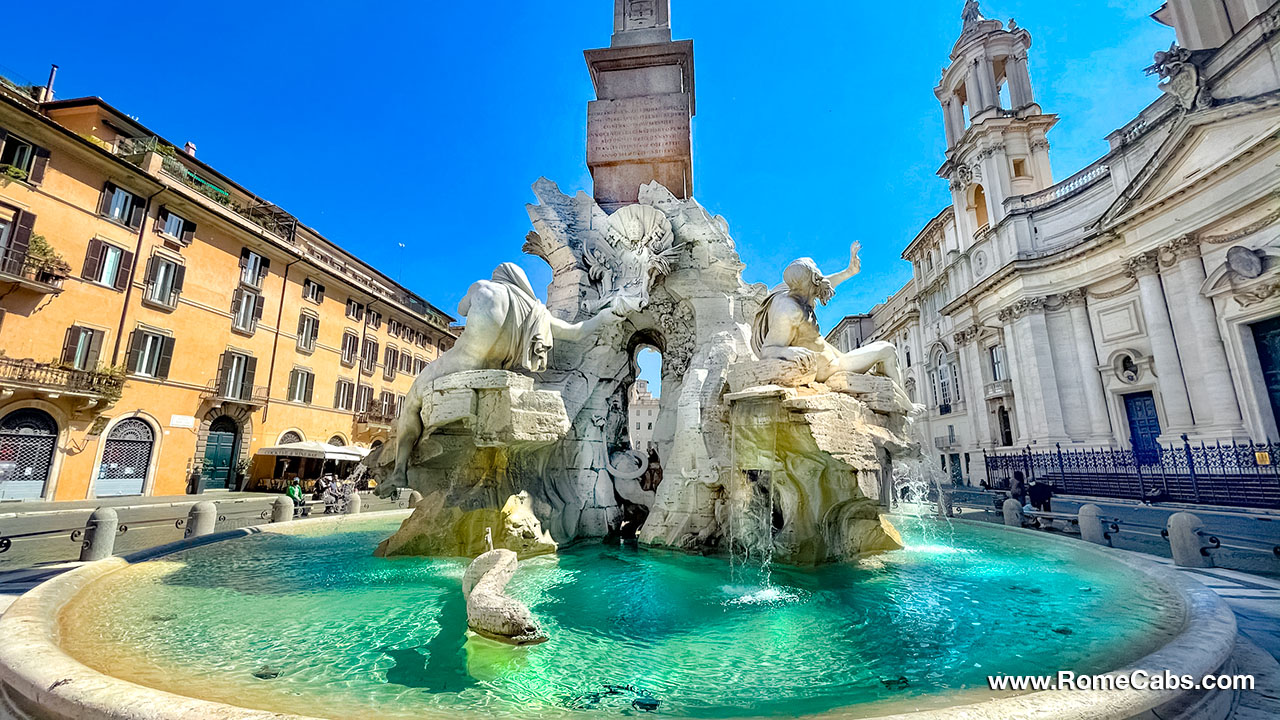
[
  {"x1": 399, "y1": 351, "x2": 414, "y2": 374},
  {"x1": 288, "y1": 368, "x2": 315, "y2": 403},
  {"x1": 217, "y1": 351, "x2": 257, "y2": 400},
  {"x1": 100, "y1": 183, "x2": 144, "y2": 229},
  {"x1": 356, "y1": 385, "x2": 374, "y2": 412},
  {"x1": 367, "y1": 310, "x2": 382, "y2": 330},
  {"x1": 0, "y1": 133, "x2": 48, "y2": 184},
  {"x1": 95, "y1": 417, "x2": 155, "y2": 497},
  {"x1": 379, "y1": 390, "x2": 395, "y2": 417},
  {"x1": 231, "y1": 288, "x2": 264, "y2": 333},
  {"x1": 384, "y1": 345, "x2": 398, "y2": 381},
  {"x1": 388, "y1": 318, "x2": 400, "y2": 336},
  {"x1": 361, "y1": 338, "x2": 378, "y2": 375},
  {"x1": 989, "y1": 345, "x2": 1005, "y2": 382},
  {"x1": 334, "y1": 379, "x2": 355, "y2": 411},
  {"x1": 340, "y1": 331, "x2": 359, "y2": 367},
  {"x1": 296, "y1": 312, "x2": 319, "y2": 352},
  {"x1": 126, "y1": 329, "x2": 174, "y2": 379},
  {"x1": 303, "y1": 278, "x2": 325, "y2": 304},
  {"x1": 81, "y1": 239, "x2": 133, "y2": 291},
  {"x1": 143, "y1": 255, "x2": 184, "y2": 308},
  {"x1": 61, "y1": 326, "x2": 104, "y2": 371},
  {"x1": 346, "y1": 299, "x2": 364, "y2": 321},
  {"x1": 414, "y1": 357, "x2": 427, "y2": 374},
  {"x1": 155, "y1": 207, "x2": 195, "y2": 244},
  {"x1": 239, "y1": 248, "x2": 269, "y2": 288}
]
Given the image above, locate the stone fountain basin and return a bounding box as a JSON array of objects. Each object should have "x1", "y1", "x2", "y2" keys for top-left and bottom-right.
[{"x1": 0, "y1": 514, "x2": 1239, "y2": 720}]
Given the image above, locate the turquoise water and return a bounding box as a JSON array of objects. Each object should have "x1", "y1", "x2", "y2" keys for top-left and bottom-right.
[{"x1": 59, "y1": 517, "x2": 1180, "y2": 719}]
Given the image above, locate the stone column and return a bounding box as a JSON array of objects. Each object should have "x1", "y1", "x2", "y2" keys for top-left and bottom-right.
[
  {"x1": 942, "y1": 98, "x2": 959, "y2": 147},
  {"x1": 955, "y1": 328, "x2": 994, "y2": 450},
  {"x1": 998, "y1": 308, "x2": 1031, "y2": 445},
  {"x1": 1127, "y1": 252, "x2": 1195, "y2": 434},
  {"x1": 1007, "y1": 53, "x2": 1034, "y2": 108},
  {"x1": 964, "y1": 68, "x2": 984, "y2": 120},
  {"x1": 1009, "y1": 297, "x2": 1070, "y2": 443},
  {"x1": 1063, "y1": 290, "x2": 1113, "y2": 443},
  {"x1": 1166, "y1": 238, "x2": 1246, "y2": 437},
  {"x1": 976, "y1": 55, "x2": 999, "y2": 110}
]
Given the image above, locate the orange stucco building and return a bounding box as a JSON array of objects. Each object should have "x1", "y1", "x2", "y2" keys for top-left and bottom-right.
[{"x1": 0, "y1": 79, "x2": 456, "y2": 501}]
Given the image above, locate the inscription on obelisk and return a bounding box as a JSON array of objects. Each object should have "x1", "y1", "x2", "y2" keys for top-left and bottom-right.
[{"x1": 585, "y1": 0, "x2": 694, "y2": 212}]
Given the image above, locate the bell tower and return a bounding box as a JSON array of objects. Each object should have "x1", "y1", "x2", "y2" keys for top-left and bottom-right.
[
  {"x1": 585, "y1": 0, "x2": 695, "y2": 212},
  {"x1": 936, "y1": 1, "x2": 1057, "y2": 243}
]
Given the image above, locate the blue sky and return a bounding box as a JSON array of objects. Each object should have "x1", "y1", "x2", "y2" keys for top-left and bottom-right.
[{"x1": 4, "y1": 1, "x2": 1172, "y2": 393}]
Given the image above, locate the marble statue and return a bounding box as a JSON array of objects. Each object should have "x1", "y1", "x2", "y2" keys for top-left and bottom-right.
[
  {"x1": 751, "y1": 242, "x2": 914, "y2": 412},
  {"x1": 365, "y1": 179, "x2": 916, "y2": 567},
  {"x1": 384, "y1": 262, "x2": 625, "y2": 495},
  {"x1": 462, "y1": 547, "x2": 547, "y2": 645}
]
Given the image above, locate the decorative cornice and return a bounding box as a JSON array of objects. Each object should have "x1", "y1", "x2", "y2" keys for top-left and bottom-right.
[
  {"x1": 998, "y1": 296, "x2": 1047, "y2": 321},
  {"x1": 953, "y1": 326, "x2": 980, "y2": 347},
  {"x1": 1234, "y1": 280, "x2": 1280, "y2": 307},
  {"x1": 1164, "y1": 234, "x2": 1202, "y2": 262},
  {"x1": 1087, "y1": 277, "x2": 1139, "y2": 300},
  {"x1": 1200, "y1": 197, "x2": 1280, "y2": 245},
  {"x1": 1030, "y1": 139, "x2": 1050, "y2": 152},
  {"x1": 1060, "y1": 288, "x2": 1088, "y2": 307},
  {"x1": 1125, "y1": 251, "x2": 1161, "y2": 278}
]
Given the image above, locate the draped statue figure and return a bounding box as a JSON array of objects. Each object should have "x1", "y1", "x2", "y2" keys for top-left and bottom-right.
[
  {"x1": 384, "y1": 262, "x2": 623, "y2": 493},
  {"x1": 752, "y1": 242, "x2": 915, "y2": 412}
]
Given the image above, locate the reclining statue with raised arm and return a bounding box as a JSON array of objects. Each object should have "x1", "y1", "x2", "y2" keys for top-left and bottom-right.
[
  {"x1": 382, "y1": 262, "x2": 623, "y2": 495},
  {"x1": 751, "y1": 242, "x2": 916, "y2": 413}
]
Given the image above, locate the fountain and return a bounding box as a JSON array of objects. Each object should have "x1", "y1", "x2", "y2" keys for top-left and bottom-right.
[{"x1": 0, "y1": 187, "x2": 1243, "y2": 720}]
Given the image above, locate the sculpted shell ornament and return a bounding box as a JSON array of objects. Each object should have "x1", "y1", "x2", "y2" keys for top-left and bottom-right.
[{"x1": 583, "y1": 204, "x2": 683, "y2": 310}]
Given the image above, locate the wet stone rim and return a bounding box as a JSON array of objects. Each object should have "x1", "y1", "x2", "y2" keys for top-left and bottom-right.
[{"x1": 0, "y1": 514, "x2": 1239, "y2": 720}]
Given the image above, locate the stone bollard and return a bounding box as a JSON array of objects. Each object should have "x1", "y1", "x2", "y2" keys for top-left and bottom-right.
[
  {"x1": 1002, "y1": 498, "x2": 1024, "y2": 527},
  {"x1": 1167, "y1": 512, "x2": 1213, "y2": 568},
  {"x1": 80, "y1": 507, "x2": 119, "y2": 562},
  {"x1": 407, "y1": 490, "x2": 423, "y2": 509},
  {"x1": 346, "y1": 493, "x2": 362, "y2": 515},
  {"x1": 271, "y1": 496, "x2": 294, "y2": 523},
  {"x1": 1077, "y1": 504, "x2": 1108, "y2": 545},
  {"x1": 184, "y1": 501, "x2": 218, "y2": 539}
]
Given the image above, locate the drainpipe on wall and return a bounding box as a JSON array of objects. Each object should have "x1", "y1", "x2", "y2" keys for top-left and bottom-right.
[
  {"x1": 110, "y1": 187, "x2": 166, "y2": 365},
  {"x1": 261, "y1": 256, "x2": 301, "y2": 426}
]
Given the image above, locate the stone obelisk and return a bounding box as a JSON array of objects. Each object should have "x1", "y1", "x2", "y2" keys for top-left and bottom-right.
[{"x1": 585, "y1": 0, "x2": 695, "y2": 212}]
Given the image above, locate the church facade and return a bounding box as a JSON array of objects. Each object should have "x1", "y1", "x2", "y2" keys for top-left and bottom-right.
[{"x1": 859, "y1": 1, "x2": 1280, "y2": 486}]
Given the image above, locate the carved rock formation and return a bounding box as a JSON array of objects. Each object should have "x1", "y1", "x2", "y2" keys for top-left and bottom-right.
[
  {"x1": 376, "y1": 491, "x2": 556, "y2": 559},
  {"x1": 462, "y1": 548, "x2": 547, "y2": 645}
]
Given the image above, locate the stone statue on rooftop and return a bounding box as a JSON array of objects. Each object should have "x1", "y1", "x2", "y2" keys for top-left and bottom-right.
[
  {"x1": 384, "y1": 262, "x2": 625, "y2": 493},
  {"x1": 751, "y1": 242, "x2": 915, "y2": 412}
]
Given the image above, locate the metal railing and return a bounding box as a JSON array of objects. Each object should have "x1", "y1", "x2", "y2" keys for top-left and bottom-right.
[
  {"x1": 984, "y1": 379, "x2": 1012, "y2": 399},
  {"x1": 0, "y1": 252, "x2": 71, "y2": 291},
  {"x1": 356, "y1": 410, "x2": 397, "y2": 427},
  {"x1": 1004, "y1": 160, "x2": 1111, "y2": 213},
  {"x1": 0, "y1": 357, "x2": 124, "y2": 399},
  {"x1": 201, "y1": 379, "x2": 269, "y2": 405},
  {"x1": 984, "y1": 436, "x2": 1280, "y2": 509}
]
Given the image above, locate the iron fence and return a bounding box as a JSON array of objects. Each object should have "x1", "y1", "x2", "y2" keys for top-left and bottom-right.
[{"x1": 984, "y1": 436, "x2": 1280, "y2": 510}]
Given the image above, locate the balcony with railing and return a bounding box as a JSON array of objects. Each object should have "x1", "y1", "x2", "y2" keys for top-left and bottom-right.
[
  {"x1": 0, "y1": 252, "x2": 70, "y2": 294},
  {"x1": 0, "y1": 357, "x2": 124, "y2": 403},
  {"x1": 984, "y1": 379, "x2": 1013, "y2": 400},
  {"x1": 1004, "y1": 159, "x2": 1111, "y2": 213},
  {"x1": 355, "y1": 410, "x2": 397, "y2": 429},
  {"x1": 201, "y1": 379, "x2": 268, "y2": 407}
]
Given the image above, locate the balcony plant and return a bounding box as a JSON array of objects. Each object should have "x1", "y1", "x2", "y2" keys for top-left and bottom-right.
[
  {"x1": 24, "y1": 235, "x2": 71, "y2": 285},
  {"x1": 0, "y1": 164, "x2": 29, "y2": 182}
]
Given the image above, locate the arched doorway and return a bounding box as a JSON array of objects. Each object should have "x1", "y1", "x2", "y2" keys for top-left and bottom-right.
[
  {"x1": 96, "y1": 418, "x2": 155, "y2": 497},
  {"x1": 202, "y1": 416, "x2": 240, "y2": 490},
  {"x1": 0, "y1": 408, "x2": 58, "y2": 500}
]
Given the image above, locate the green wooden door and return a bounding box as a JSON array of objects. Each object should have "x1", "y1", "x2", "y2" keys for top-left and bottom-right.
[{"x1": 202, "y1": 418, "x2": 238, "y2": 490}]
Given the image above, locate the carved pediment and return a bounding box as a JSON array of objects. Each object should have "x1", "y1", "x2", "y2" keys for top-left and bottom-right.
[{"x1": 1100, "y1": 102, "x2": 1280, "y2": 226}]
